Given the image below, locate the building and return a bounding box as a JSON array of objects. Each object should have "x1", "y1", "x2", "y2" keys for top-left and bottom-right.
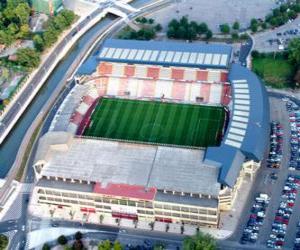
[
  {"x1": 30, "y1": 39, "x2": 269, "y2": 228},
  {"x1": 31, "y1": 0, "x2": 63, "y2": 15}
]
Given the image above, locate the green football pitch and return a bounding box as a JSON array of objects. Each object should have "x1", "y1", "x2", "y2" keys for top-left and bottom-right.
[{"x1": 83, "y1": 98, "x2": 226, "y2": 147}]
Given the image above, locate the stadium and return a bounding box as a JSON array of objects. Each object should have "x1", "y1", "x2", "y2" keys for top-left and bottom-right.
[{"x1": 30, "y1": 39, "x2": 269, "y2": 229}]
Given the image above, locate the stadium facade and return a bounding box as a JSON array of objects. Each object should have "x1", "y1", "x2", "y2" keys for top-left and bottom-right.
[{"x1": 30, "y1": 39, "x2": 269, "y2": 228}]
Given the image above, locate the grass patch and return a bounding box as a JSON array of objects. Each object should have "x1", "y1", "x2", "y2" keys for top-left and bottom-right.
[
  {"x1": 252, "y1": 54, "x2": 296, "y2": 88},
  {"x1": 83, "y1": 98, "x2": 226, "y2": 147}
]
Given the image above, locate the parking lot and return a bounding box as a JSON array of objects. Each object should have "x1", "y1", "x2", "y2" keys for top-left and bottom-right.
[
  {"x1": 146, "y1": 0, "x2": 276, "y2": 32},
  {"x1": 253, "y1": 16, "x2": 300, "y2": 52},
  {"x1": 227, "y1": 97, "x2": 300, "y2": 249}
]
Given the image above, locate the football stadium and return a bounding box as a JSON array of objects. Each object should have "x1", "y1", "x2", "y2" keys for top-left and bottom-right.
[{"x1": 30, "y1": 39, "x2": 269, "y2": 229}]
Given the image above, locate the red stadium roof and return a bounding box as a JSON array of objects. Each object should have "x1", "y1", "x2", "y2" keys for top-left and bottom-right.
[{"x1": 93, "y1": 183, "x2": 157, "y2": 201}]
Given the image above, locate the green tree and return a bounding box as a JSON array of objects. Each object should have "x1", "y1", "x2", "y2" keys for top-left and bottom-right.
[
  {"x1": 113, "y1": 240, "x2": 122, "y2": 250},
  {"x1": 154, "y1": 23, "x2": 162, "y2": 32},
  {"x1": 167, "y1": 26, "x2": 176, "y2": 38},
  {"x1": 15, "y1": 2, "x2": 30, "y2": 25},
  {"x1": 140, "y1": 17, "x2": 147, "y2": 24},
  {"x1": 206, "y1": 29, "x2": 213, "y2": 39},
  {"x1": 197, "y1": 22, "x2": 208, "y2": 34},
  {"x1": 250, "y1": 18, "x2": 258, "y2": 32},
  {"x1": 219, "y1": 23, "x2": 230, "y2": 34},
  {"x1": 183, "y1": 232, "x2": 216, "y2": 250},
  {"x1": 16, "y1": 48, "x2": 40, "y2": 69},
  {"x1": 168, "y1": 19, "x2": 180, "y2": 30},
  {"x1": 232, "y1": 21, "x2": 240, "y2": 30},
  {"x1": 43, "y1": 28, "x2": 58, "y2": 48},
  {"x1": 251, "y1": 50, "x2": 260, "y2": 58},
  {"x1": 75, "y1": 231, "x2": 82, "y2": 241},
  {"x1": 17, "y1": 24, "x2": 30, "y2": 39},
  {"x1": 231, "y1": 32, "x2": 239, "y2": 40},
  {"x1": 57, "y1": 235, "x2": 68, "y2": 246},
  {"x1": 0, "y1": 234, "x2": 8, "y2": 250},
  {"x1": 42, "y1": 243, "x2": 50, "y2": 250},
  {"x1": 148, "y1": 18, "x2": 154, "y2": 24},
  {"x1": 288, "y1": 38, "x2": 300, "y2": 65},
  {"x1": 60, "y1": 9, "x2": 75, "y2": 26},
  {"x1": 0, "y1": 30, "x2": 13, "y2": 45},
  {"x1": 98, "y1": 240, "x2": 111, "y2": 250},
  {"x1": 33, "y1": 34, "x2": 44, "y2": 52}
]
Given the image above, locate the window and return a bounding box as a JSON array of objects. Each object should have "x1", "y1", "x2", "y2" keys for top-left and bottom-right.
[
  {"x1": 128, "y1": 201, "x2": 136, "y2": 206},
  {"x1": 181, "y1": 207, "x2": 189, "y2": 212},
  {"x1": 103, "y1": 206, "x2": 111, "y2": 210},
  {"x1": 172, "y1": 206, "x2": 180, "y2": 211},
  {"x1": 154, "y1": 204, "x2": 162, "y2": 209},
  {"x1": 119, "y1": 200, "x2": 127, "y2": 206}
]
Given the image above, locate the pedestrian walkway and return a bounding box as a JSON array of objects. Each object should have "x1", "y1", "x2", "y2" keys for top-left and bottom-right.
[
  {"x1": 2, "y1": 194, "x2": 23, "y2": 221},
  {"x1": 20, "y1": 183, "x2": 34, "y2": 194}
]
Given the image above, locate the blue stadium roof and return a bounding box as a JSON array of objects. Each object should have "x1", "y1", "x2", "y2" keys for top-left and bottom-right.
[
  {"x1": 205, "y1": 64, "x2": 270, "y2": 187},
  {"x1": 98, "y1": 39, "x2": 232, "y2": 69}
]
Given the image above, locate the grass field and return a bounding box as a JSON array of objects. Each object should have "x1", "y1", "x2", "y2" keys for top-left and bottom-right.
[
  {"x1": 83, "y1": 98, "x2": 226, "y2": 147},
  {"x1": 252, "y1": 55, "x2": 295, "y2": 88}
]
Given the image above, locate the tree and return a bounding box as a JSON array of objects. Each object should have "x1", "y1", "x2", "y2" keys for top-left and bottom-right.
[
  {"x1": 0, "y1": 235, "x2": 8, "y2": 250},
  {"x1": 232, "y1": 21, "x2": 240, "y2": 31},
  {"x1": 113, "y1": 240, "x2": 122, "y2": 250},
  {"x1": 167, "y1": 26, "x2": 176, "y2": 38},
  {"x1": 250, "y1": 18, "x2": 258, "y2": 32},
  {"x1": 17, "y1": 24, "x2": 30, "y2": 39},
  {"x1": 60, "y1": 9, "x2": 76, "y2": 26},
  {"x1": 16, "y1": 48, "x2": 40, "y2": 69},
  {"x1": 288, "y1": 38, "x2": 300, "y2": 65},
  {"x1": 206, "y1": 29, "x2": 213, "y2": 40},
  {"x1": 98, "y1": 240, "x2": 111, "y2": 250},
  {"x1": 183, "y1": 232, "x2": 216, "y2": 250},
  {"x1": 140, "y1": 17, "x2": 147, "y2": 24},
  {"x1": 251, "y1": 50, "x2": 260, "y2": 58},
  {"x1": 42, "y1": 243, "x2": 51, "y2": 250},
  {"x1": 43, "y1": 28, "x2": 58, "y2": 48},
  {"x1": 75, "y1": 231, "x2": 82, "y2": 241},
  {"x1": 261, "y1": 22, "x2": 267, "y2": 30},
  {"x1": 148, "y1": 18, "x2": 154, "y2": 24},
  {"x1": 154, "y1": 24, "x2": 162, "y2": 32},
  {"x1": 15, "y1": 2, "x2": 30, "y2": 25},
  {"x1": 73, "y1": 239, "x2": 84, "y2": 250},
  {"x1": 231, "y1": 32, "x2": 239, "y2": 40},
  {"x1": 219, "y1": 23, "x2": 230, "y2": 34},
  {"x1": 57, "y1": 235, "x2": 68, "y2": 245},
  {"x1": 197, "y1": 22, "x2": 208, "y2": 34},
  {"x1": 168, "y1": 19, "x2": 180, "y2": 30}
]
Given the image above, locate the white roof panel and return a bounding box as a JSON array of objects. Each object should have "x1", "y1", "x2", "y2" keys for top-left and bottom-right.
[
  {"x1": 235, "y1": 99, "x2": 250, "y2": 105},
  {"x1": 197, "y1": 53, "x2": 205, "y2": 64},
  {"x1": 142, "y1": 50, "x2": 152, "y2": 61},
  {"x1": 233, "y1": 115, "x2": 249, "y2": 123},
  {"x1": 105, "y1": 48, "x2": 116, "y2": 58},
  {"x1": 204, "y1": 53, "x2": 213, "y2": 65},
  {"x1": 181, "y1": 52, "x2": 190, "y2": 63},
  {"x1": 100, "y1": 47, "x2": 109, "y2": 57},
  {"x1": 135, "y1": 50, "x2": 145, "y2": 60},
  {"x1": 173, "y1": 52, "x2": 183, "y2": 63},
  {"x1": 119, "y1": 49, "x2": 130, "y2": 59},
  {"x1": 188, "y1": 53, "x2": 198, "y2": 64},
  {"x1": 231, "y1": 121, "x2": 248, "y2": 129},
  {"x1": 165, "y1": 51, "x2": 175, "y2": 62},
  {"x1": 227, "y1": 133, "x2": 244, "y2": 142},
  {"x1": 112, "y1": 48, "x2": 123, "y2": 59},
  {"x1": 234, "y1": 105, "x2": 250, "y2": 111},
  {"x1": 220, "y1": 54, "x2": 228, "y2": 66},
  {"x1": 127, "y1": 49, "x2": 138, "y2": 60},
  {"x1": 158, "y1": 51, "x2": 167, "y2": 61},
  {"x1": 225, "y1": 139, "x2": 241, "y2": 148},
  {"x1": 150, "y1": 50, "x2": 159, "y2": 61},
  {"x1": 212, "y1": 54, "x2": 221, "y2": 65},
  {"x1": 233, "y1": 80, "x2": 247, "y2": 84},
  {"x1": 229, "y1": 127, "x2": 246, "y2": 136},
  {"x1": 235, "y1": 88, "x2": 249, "y2": 94},
  {"x1": 235, "y1": 94, "x2": 250, "y2": 100},
  {"x1": 234, "y1": 110, "x2": 249, "y2": 117}
]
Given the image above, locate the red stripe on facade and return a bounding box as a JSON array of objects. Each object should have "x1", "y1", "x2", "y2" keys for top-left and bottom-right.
[
  {"x1": 82, "y1": 95, "x2": 95, "y2": 106},
  {"x1": 94, "y1": 183, "x2": 156, "y2": 201},
  {"x1": 70, "y1": 111, "x2": 83, "y2": 125},
  {"x1": 200, "y1": 83, "x2": 211, "y2": 103},
  {"x1": 118, "y1": 78, "x2": 129, "y2": 96},
  {"x1": 196, "y1": 70, "x2": 208, "y2": 81},
  {"x1": 124, "y1": 65, "x2": 135, "y2": 77},
  {"x1": 147, "y1": 67, "x2": 160, "y2": 79},
  {"x1": 221, "y1": 84, "x2": 231, "y2": 106},
  {"x1": 97, "y1": 77, "x2": 109, "y2": 96},
  {"x1": 98, "y1": 62, "x2": 113, "y2": 75},
  {"x1": 141, "y1": 80, "x2": 156, "y2": 97},
  {"x1": 172, "y1": 81, "x2": 186, "y2": 100},
  {"x1": 220, "y1": 72, "x2": 228, "y2": 82},
  {"x1": 171, "y1": 68, "x2": 184, "y2": 80}
]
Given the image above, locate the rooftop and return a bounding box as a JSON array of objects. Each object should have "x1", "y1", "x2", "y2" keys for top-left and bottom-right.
[
  {"x1": 35, "y1": 131, "x2": 221, "y2": 197},
  {"x1": 98, "y1": 39, "x2": 232, "y2": 69}
]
